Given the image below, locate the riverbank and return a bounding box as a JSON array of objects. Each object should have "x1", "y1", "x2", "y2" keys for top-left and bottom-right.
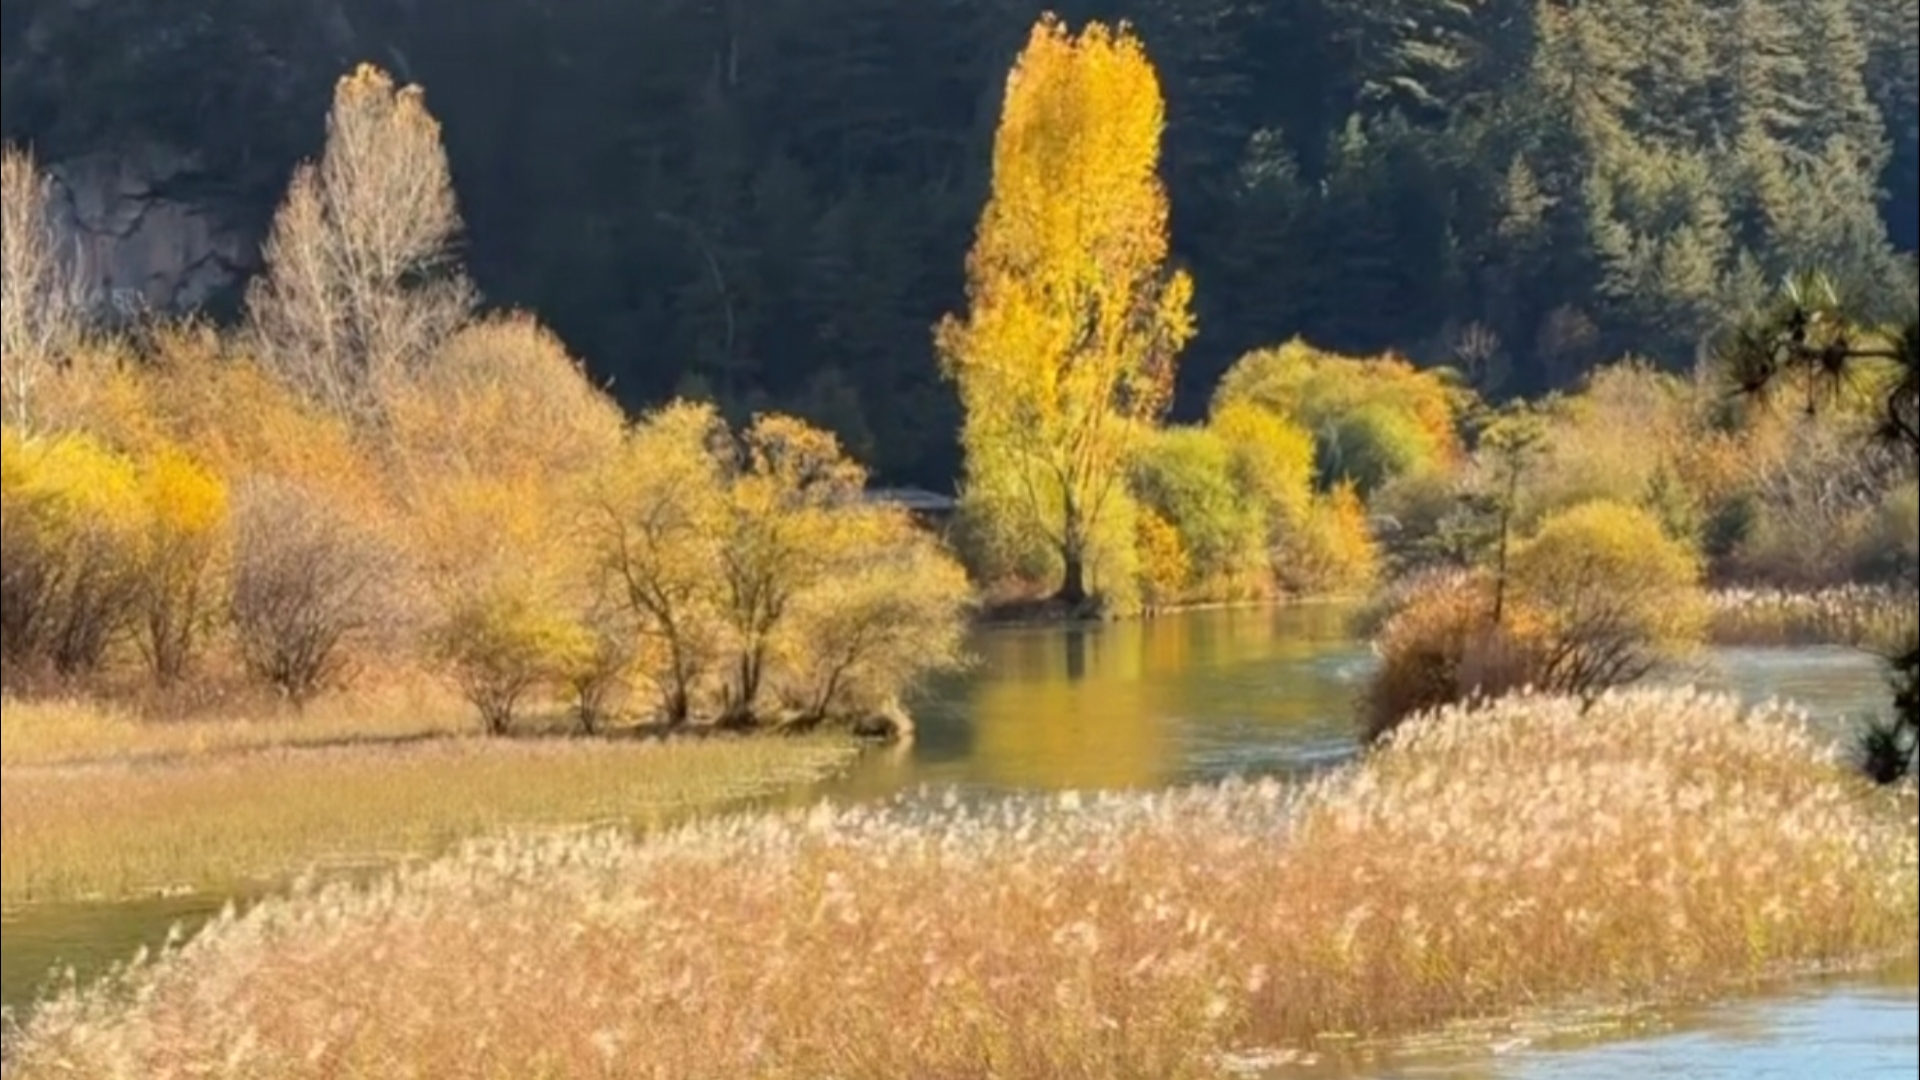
[
  {"x1": 1706, "y1": 586, "x2": 1917, "y2": 652},
  {"x1": 974, "y1": 590, "x2": 1361, "y2": 628},
  {"x1": 976, "y1": 582, "x2": 1916, "y2": 647},
  {"x1": 5, "y1": 688, "x2": 1913, "y2": 1078},
  {"x1": 0, "y1": 693, "x2": 861, "y2": 908}
]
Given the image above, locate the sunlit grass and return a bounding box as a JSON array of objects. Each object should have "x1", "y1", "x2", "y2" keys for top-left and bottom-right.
[
  {"x1": 0, "y1": 678, "x2": 472, "y2": 768},
  {"x1": 1707, "y1": 586, "x2": 1917, "y2": 652},
  {"x1": 1, "y1": 735, "x2": 859, "y2": 907},
  {"x1": 7, "y1": 688, "x2": 1913, "y2": 1078}
]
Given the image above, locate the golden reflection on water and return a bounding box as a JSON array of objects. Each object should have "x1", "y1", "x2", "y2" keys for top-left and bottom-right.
[{"x1": 964, "y1": 603, "x2": 1363, "y2": 792}]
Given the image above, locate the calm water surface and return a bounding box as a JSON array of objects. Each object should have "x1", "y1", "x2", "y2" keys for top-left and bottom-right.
[{"x1": 4, "y1": 605, "x2": 1913, "y2": 1076}]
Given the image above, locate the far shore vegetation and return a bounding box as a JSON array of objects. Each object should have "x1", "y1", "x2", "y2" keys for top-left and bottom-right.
[
  {"x1": 1, "y1": 9, "x2": 1917, "y2": 1075},
  {"x1": 2, "y1": 68, "x2": 972, "y2": 748},
  {"x1": 2, "y1": 47, "x2": 1912, "y2": 750}
]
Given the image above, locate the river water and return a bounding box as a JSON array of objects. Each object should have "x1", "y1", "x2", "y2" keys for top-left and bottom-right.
[{"x1": 4, "y1": 604, "x2": 1914, "y2": 1075}]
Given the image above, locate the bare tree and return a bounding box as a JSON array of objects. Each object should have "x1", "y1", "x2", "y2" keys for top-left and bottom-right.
[
  {"x1": 1, "y1": 144, "x2": 90, "y2": 429},
  {"x1": 229, "y1": 477, "x2": 402, "y2": 705},
  {"x1": 244, "y1": 64, "x2": 473, "y2": 424}
]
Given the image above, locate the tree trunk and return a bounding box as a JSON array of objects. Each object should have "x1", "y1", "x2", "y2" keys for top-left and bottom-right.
[
  {"x1": 719, "y1": 648, "x2": 763, "y2": 728},
  {"x1": 1056, "y1": 544, "x2": 1089, "y2": 606},
  {"x1": 1055, "y1": 499, "x2": 1090, "y2": 606},
  {"x1": 663, "y1": 671, "x2": 691, "y2": 728}
]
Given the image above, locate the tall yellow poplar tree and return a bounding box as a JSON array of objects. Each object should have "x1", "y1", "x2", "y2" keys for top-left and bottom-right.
[{"x1": 937, "y1": 15, "x2": 1194, "y2": 606}]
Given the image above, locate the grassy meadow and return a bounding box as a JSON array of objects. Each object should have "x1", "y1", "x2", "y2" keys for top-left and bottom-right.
[
  {"x1": 0, "y1": 693, "x2": 859, "y2": 908},
  {"x1": 0, "y1": 682, "x2": 472, "y2": 769},
  {"x1": 5, "y1": 688, "x2": 1914, "y2": 1078}
]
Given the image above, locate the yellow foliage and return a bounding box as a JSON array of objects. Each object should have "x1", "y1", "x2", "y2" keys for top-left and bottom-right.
[
  {"x1": 139, "y1": 324, "x2": 387, "y2": 513},
  {"x1": 1128, "y1": 425, "x2": 1267, "y2": 597},
  {"x1": 0, "y1": 430, "x2": 145, "y2": 676},
  {"x1": 389, "y1": 312, "x2": 625, "y2": 484},
  {"x1": 1133, "y1": 506, "x2": 1191, "y2": 606},
  {"x1": 1509, "y1": 499, "x2": 1708, "y2": 651},
  {"x1": 431, "y1": 583, "x2": 593, "y2": 735},
  {"x1": 1275, "y1": 479, "x2": 1380, "y2": 596},
  {"x1": 717, "y1": 413, "x2": 875, "y2": 719},
  {"x1": 952, "y1": 474, "x2": 1062, "y2": 587},
  {"x1": 937, "y1": 15, "x2": 1193, "y2": 605},
  {"x1": 130, "y1": 445, "x2": 229, "y2": 682},
  {"x1": 776, "y1": 509, "x2": 974, "y2": 723},
  {"x1": 136, "y1": 446, "x2": 227, "y2": 540},
  {"x1": 1215, "y1": 338, "x2": 1467, "y2": 492},
  {"x1": 27, "y1": 337, "x2": 166, "y2": 452},
  {"x1": 412, "y1": 469, "x2": 594, "y2": 732},
  {"x1": 1515, "y1": 360, "x2": 1699, "y2": 527},
  {"x1": 589, "y1": 403, "x2": 973, "y2": 727},
  {"x1": 588, "y1": 401, "x2": 731, "y2": 725},
  {"x1": 1, "y1": 429, "x2": 144, "y2": 541},
  {"x1": 1207, "y1": 398, "x2": 1315, "y2": 530}
]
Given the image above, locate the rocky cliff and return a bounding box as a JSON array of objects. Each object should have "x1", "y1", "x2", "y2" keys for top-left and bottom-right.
[
  {"x1": 48, "y1": 144, "x2": 254, "y2": 315},
  {"x1": 4, "y1": 0, "x2": 363, "y2": 315}
]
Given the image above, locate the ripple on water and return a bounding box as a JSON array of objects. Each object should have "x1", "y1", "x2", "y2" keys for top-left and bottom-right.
[{"x1": 1265, "y1": 964, "x2": 1920, "y2": 1080}]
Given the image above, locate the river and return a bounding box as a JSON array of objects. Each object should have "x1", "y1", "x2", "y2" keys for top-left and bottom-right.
[{"x1": 3, "y1": 603, "x2": 1914, "y2": 1075}]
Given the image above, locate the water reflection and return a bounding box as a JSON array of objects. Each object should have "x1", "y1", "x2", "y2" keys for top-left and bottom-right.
[
  {"x1": 2, "y1": 893, "x2": 241, "y2": 1012},
  {"x1": 891, "y1": 602, "x2": 1369, "y2": 796}
]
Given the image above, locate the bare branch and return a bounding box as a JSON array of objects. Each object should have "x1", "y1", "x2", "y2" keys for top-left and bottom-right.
[
  {"x1": 1, "y1": 145, "x2": 92, "y2": 429},
  {"x1": 244, "y1": 66, "x2": 474, "y2": 426}
]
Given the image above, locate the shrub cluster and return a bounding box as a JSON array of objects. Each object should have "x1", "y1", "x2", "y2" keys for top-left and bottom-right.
[
  {"x1": 1364, "y1": 501, "x2": 1706, "y2": 742},
  {"x1": 1, "y1": 429, "x2": 228, "y2": 685},
  {"x1": 955, "y1": 339, "x2": 1446, "y2": 611},
  {"x1": 0, "y1": 69, "x2": 971, "y2": 736}
]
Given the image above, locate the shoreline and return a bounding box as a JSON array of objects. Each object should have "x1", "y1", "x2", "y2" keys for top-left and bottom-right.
[{"x1": 972, "y1": 591, "x2": 1367, "y2": 629}]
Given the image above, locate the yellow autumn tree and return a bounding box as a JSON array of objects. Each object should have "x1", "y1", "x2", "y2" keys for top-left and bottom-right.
[
  {"x1": 0, "y1": 430, "x2": 144, "y2": 678},
  {"x1": 714, "y1": 413, "x2": 869, "y2": 724},
  {"x1": 131, "y1": 446, "x2": 229, "y2": 683},
  {"x1": 936, "y1": 15, "x2": 1194, "y2": 606},
  {"x1": 588, "y1": 401, "x2": 732, "y2": 727}
]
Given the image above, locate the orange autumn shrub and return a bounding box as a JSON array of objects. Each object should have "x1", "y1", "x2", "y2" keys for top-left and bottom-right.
[
  {"x1": 1362, "y1": 572, "x2": 1556, "y2": 743},
  {"x1": 1275, "y1": 479, "x2": 1380, "y2": 596}
]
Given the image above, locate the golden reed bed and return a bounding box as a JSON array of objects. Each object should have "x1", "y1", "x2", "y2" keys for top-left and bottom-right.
[{"x1": 5, "y1": 689, "x2": 1915, "y2": 1079}]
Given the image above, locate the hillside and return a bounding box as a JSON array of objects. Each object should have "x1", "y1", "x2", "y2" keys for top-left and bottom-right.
[{"x1": 4, "y1": 0, "x2": 1916, "y2": 484}]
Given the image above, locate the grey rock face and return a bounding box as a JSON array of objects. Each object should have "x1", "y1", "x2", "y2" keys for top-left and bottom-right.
[{"x1": 46, "y1": 144, "x2": 255, "y2": 317}]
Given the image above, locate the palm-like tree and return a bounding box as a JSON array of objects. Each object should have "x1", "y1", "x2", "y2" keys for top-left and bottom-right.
[{"x1": 1714, "y1": 269, "x2": 1919, "y2": 783}]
